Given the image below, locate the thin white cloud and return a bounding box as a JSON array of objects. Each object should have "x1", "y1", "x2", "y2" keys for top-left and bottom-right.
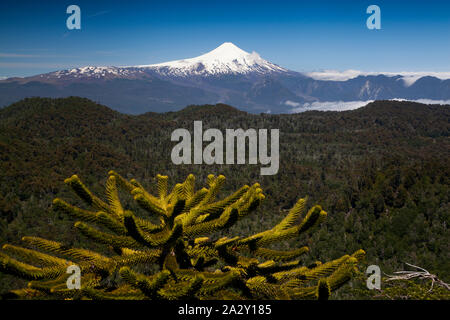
[
  {"x1": 284, "y1": 100, "x2": 301, "y2": 107},
  {"x1": 304, "y1": 70, "x2": 363, "y2": 81},
  {"x1": 0, "y1": 53, "x2": 40, "y2": 58},
  {"x1": 62, "y1": 32, "x2": 71, "y2": 39},
  {"x1": 390, "y1": 98, "x2": 450, "y2": 105},
  {"x1": 87, "y1": 10, "x2": 111, "y2": 18},
  {"x1": 0, "y1": 52, "x2": 79, "y2": 59},
  {"x1": 289, "y1": 100, "x2": 374, "y2": 113},
  {"x1": 305, "y1": 70, "x2": 450, "y2": 86},
  {"x1": 0, "y1": 62, "x2": 77, "y2": 69},
  {"x1": 289, "y1": 99, "x2": 450, "y2": 113}
]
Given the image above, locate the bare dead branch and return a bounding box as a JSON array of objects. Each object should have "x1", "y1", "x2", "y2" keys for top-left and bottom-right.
[{"x1": 384, "y1": 262, "x2": 450, "y2": 292}]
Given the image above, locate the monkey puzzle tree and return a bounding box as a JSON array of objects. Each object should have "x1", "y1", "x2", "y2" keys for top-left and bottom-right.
[{"x1": 0, "y1": 171, "x2": 365, "y2": 300}]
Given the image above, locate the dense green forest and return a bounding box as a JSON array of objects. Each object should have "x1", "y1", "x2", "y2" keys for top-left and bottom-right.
[{"x1": 0, "y1": 97, "x2": 448, "y2": 299}]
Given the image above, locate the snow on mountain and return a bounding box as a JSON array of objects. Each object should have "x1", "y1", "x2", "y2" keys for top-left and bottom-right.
[
  {"x1": 18, "y1": 43, "x2": 450, "y2": 85},
  {"x1": 136, "y1": 42, "x2": 287, "y2": 76},
  {"x1": 1, "y1": 42, "x2": 448, "y2": 114},
  {"x1": 35, "y1": 43, "x2": 287, "y2": 80},
  {"x1": 40, "y1": 66, "x2": 146, "y2": 80}
]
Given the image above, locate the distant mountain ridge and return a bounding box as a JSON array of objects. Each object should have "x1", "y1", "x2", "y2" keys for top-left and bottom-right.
[{"x1": 1, "y1": 42, "x2": 449, "y2": 114}]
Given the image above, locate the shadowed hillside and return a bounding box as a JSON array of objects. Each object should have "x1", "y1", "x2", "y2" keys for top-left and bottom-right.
[{"x1": 0, "y1": 97, "x2": 448, "y2": 298}]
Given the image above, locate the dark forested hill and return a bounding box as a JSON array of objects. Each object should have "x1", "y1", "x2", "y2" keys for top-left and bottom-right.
[{"x1": 0, "y1": 97, "x2": 448, "y2": 298}]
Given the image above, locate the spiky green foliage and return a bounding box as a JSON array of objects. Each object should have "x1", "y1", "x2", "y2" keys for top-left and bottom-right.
[{"x1": 0, "y1": 172, "x2": 365, "y2": 300}]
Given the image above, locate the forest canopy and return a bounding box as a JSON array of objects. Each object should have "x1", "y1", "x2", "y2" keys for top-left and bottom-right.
[{"x1": 0, "y1": 97, "x2": 448, "y2": 299}]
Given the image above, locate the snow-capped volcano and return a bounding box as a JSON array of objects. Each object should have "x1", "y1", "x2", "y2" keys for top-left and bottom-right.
[
  {"x1": 32, "y1": 42, "x2": 287, "y2": 81},
  {"x1": 1, "y1": 41, "x2": 449, "y2": 114},
  {"x1": 137, "y1": 42, "x2": 287, "y2": 76}
]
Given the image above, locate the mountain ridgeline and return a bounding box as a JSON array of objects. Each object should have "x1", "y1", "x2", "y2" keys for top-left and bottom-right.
[
  {"x1": 0, "y1": 97, "x2": 448, "y2": 298},
  {"x1": 1, "y1": 43, "x2": 449, "y2": 114}
]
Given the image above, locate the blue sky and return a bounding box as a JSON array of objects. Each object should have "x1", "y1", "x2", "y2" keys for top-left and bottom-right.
[{"x1": 1, "y1": 0, "x2": 449, "y2": 78}]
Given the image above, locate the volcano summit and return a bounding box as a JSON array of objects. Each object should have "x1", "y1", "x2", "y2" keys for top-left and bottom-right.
[{"x1": 137, "y1": 42, "x2": 287, "y2": 77}]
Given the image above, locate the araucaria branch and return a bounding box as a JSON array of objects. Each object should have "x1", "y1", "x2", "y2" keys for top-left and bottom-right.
[{"x1": 0, "y1": 171, "x2": 365, "y2": 300}]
